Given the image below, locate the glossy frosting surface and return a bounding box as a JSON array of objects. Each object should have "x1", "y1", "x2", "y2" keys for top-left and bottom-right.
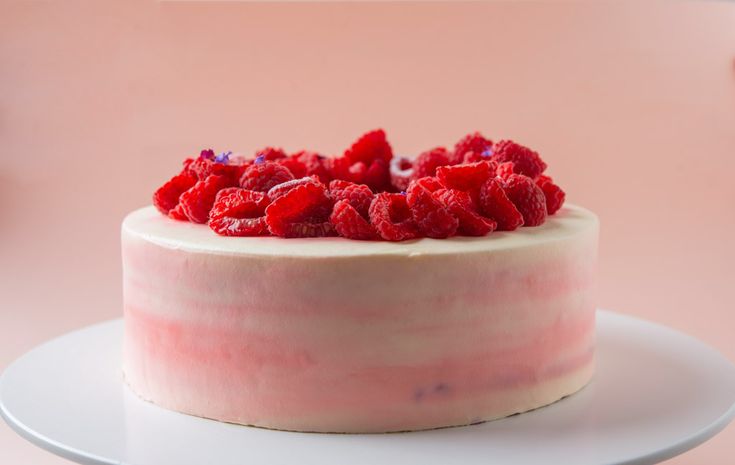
[{"x1": 122, "y1": 205, "x2": 599, "y2": 432}]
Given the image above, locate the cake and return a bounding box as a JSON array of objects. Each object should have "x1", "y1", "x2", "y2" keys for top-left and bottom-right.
[{"x1": 121, "y1": 130, "x2": 599, "y2": 433}]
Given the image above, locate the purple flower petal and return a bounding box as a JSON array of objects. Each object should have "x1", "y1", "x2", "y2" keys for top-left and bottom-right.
[{"x1": 215, "y1": 151, "x2": 232, "y2": 164}]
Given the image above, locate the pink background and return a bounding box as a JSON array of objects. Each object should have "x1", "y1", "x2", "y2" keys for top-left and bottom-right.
[{"x1": 1, "y1": 0, "x2": 734, "y2": 463}]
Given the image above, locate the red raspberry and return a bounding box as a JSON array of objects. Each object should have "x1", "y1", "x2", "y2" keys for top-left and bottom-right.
[
  {"x1": 406, "y1": 183, "x2": 459, "y2": 239},
  {"x1": 344, "y1": 129, "x2": 393, "y2": 165},
  {"x1": 413, "y1": 147, "x2": 451, "y2": 179},
  {"x1": 153, "y1": 172, "x2": 197, "y2": 215},
  {"x1": 280, "y1": 221, "x2": 335, "y2": 238},
  {"x1": 329, "y1": 156, "x2": 367, "y2": 184},
  {"x1": 293, "y1": 151, "x2": 330, "y2": 182},
  {"x1": 368, "y1": 193, "x2": 419, "y2": 241},
  {"x1": 389, "y1": 156, "x2": 413, "y2": 191},
  {"x1": 452, "y1": 132, "x2": 493, "y2": 165},
  {"x1": 503, "y1": 174, "x2": 547, "y2": 226},
  {"x1": 240, "y1": 162, "x2": 295, "y2": 192},
  {"x1": 209, "y1": 189, "x2": 270, "y2": 236},
  {"x1": 229, "y1": 159, "x2": 252, "y2": 183},
  {"x1": 215, "y1": 187, "x2": 244, "y2": 202},
  {"x1": 436, "y1": 161, "x2": 494, "y2": 191},
  {"x1": 267, "y1": 177, "x2": 320, "y2": 202},
  {"x1": 276, "y1": 157, "x2": 307, "y2": 178},
  {"x1": 536, "y1": 175, "x2": 566, "y2": 215},
  {"x1": 496, "y1": 161, "x2": 515, "y2": 180},
  {"x1": 168, "y1": 203, "x2": 188, "y2": 221},
  {"x1": 433, "y1": 188, "x2": 496, "y2": 236},
  {"x1": 364, "y1": 158, "x2": 391, "y2": 192},
  {"x1": 255, "y1": 147, "x2": 287, "y2": 161},
  {"x1": 179, "y1": 174, "x2": 234, "y2": 224},
  {"x1": 329, "y1": 180, "x2": 374, "y2": 217},
  {"x1": 330, "y1": 200, "x2": 379, "y2": 240},
  {"x1": 413, "y1": 176, "x2": 444, "y2": 193},
  {"x1": 490, "y1": 140, "x2": 547, "y2": 179},
  {"x1": 329, "y1": 179, "x2": 364, "y2": 197},
  {"x1": 461, "y1": 151, "x2": 485, "y2": 164},
  {"x1": 265, "y1": 182, "x2": 335, "y2": 238},
  {"x1": 186, "y1": 155, "x2": 240, "y2": 184},
  {"x1": 182, "y1": 157, "x2": 195, "y2": 172},
  {"x1": 479, "y1": 178, "x2": 524, "y2": 231}
]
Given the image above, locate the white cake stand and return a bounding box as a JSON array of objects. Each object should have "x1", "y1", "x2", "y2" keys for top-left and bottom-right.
[{"x1": 1, "y1": 310, "x2": 734, "y2": 465}]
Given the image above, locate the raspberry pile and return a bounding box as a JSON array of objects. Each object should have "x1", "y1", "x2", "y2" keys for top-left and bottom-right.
[{"x1": 153, "y1": 130, "x2": 566, "y2": 241}]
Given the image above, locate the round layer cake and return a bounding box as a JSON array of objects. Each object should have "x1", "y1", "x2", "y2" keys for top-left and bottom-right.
[{"x1": 122, "y1": 204, "x2": 598, "y2": 433}]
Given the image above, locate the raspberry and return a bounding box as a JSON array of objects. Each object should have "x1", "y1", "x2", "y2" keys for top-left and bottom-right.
[
  {"x1": 462, "y1": 151, "x2": 485, "y2": 164},
  {"x1": 215, "y1": 187, "x2": 243, "y2": 202},
  {"x1": 179, "y1": 174, "x2": 234, "y2": 224},
  {"x1": 344, "y1": 129, "x2": 393, "y2": 165},
  {"x1": 479, "y1": 178, "x2": 524, "y2": 231},
  {"x1": 328, "y1": 179, "x2": 361, "y2": 197},
  {"x1": 434, "y1": 188, "x2": 496, "y2": 236},
  {"x1": 436, "y1": 161, "x2": 494, "y2": 191},
  {"x1": 182, "y1": 157, "x2": 195, "y2": 171},
  {"x1": 503, "y1": 174, "x2": 547, "y2": 226},
  {"x1": 536, "y1": 175, "x2": 566, "y2": 215},
  {"x1": 333, "y1": 156, "x2": 389, "y2": 192},
  {"x1": 368, "y1": 193, "x2": 419, "y2": 241},
  {"x1": 413, "y1": 147, "x2": 451, "y2": 179},
  {"x1": 276, "y1": 157, "x2": 307, "y2": 178},
  {"x1": 389, "y1": 156, "x2": 413, "y2": 191},
  {"x1": 153, "y1": 172, "x2": 197, "y2": 215},
  {"x1": 255, "y1": 147, "x2": 287, "y2": 161},
  {"x1": 168, "y1": 203, "x2": 188, "y2": 221},
  {"x1": 268, "y1": 177, "x2": 320, "y2": 202},
  {"x1": 496, "y1": 162, "x2": 515, "y2": 180},
  {"x1": 406, "y1": 183, "x2": 459, "y2": 239},
  {"x1": 291, "y1": 151, "x2": 330, "y2": 183},
  {"x1": 490, "y1": 140, "x2": 547, "y2": 179},
  {"x1": 413, "y1": 176, "x2": 444, "y2": 193},
  {"x1": 209, "y1": 189, "x2": 270, "y2": 236},
  {"x1": 265, "y1": 182, "x2": 335, "y2": 237},
  {"x1": 364, "y1": 158, "x2": 391, "y2": 192},
  {"x1": 186, "y1": 155, "x2": 241, "y2": 184},
  {"x1": 185, "y1": 158, "x2": 213, "y2": 180},
  {"x1": 329, "y1": 180, "x2": 374, "y2": 217},
  {"x1": 210, "y1": 214, "x2": 268, "y2": 237},
  {"x1": 453, "y1": 132, "x2": 493, "y2": 165},
  {"x1": 330, "y1": 200, "x2": 379, "y2": 240},
  {"x1": 329, "y1": 156, "x2": 366, "y2": 184},
  {"x1": 240, "y1": 162, "x2": 295, "y2": 192}
]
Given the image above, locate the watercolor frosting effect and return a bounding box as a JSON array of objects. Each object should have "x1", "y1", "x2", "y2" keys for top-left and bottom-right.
[{"x1": 121, "y1": 204, "x2": 598, "y2": 433}]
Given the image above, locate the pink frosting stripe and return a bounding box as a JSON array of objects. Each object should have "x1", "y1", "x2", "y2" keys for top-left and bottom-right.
[{"x1": 124, "y1": 304, "x2": 594, "y2": 418}]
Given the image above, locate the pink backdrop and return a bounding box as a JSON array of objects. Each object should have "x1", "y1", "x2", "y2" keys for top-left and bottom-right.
[{"x1": 1, "y1": 1, "x2": 734, "y2": 463}]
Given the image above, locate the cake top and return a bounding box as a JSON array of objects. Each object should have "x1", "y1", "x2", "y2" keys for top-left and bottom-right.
[
  {"x1": 151, "y1": 130, "x2": 567, "y2": 241},
  {"x1": 124, "y1": 205, "x2": 597, "y2": 258}
]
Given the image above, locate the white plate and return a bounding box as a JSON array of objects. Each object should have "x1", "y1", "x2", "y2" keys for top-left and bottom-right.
[{"x1": 1, "y1": 310, "x2": 734, "y2": 465}]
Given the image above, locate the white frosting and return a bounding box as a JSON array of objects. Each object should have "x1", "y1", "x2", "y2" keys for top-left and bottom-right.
[{"x1": 122, "y1": 205, "x2": 598, "y2": 258}]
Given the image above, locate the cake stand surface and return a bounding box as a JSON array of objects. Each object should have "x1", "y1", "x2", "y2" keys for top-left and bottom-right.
[{"x1": 1, "y1": 310, "x2": 734, "y2": 465}]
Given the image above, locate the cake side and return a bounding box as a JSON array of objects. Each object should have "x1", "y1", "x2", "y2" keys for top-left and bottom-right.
[{"x1": 122, "y1": 205, "x2": 598, "y2": 433}]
